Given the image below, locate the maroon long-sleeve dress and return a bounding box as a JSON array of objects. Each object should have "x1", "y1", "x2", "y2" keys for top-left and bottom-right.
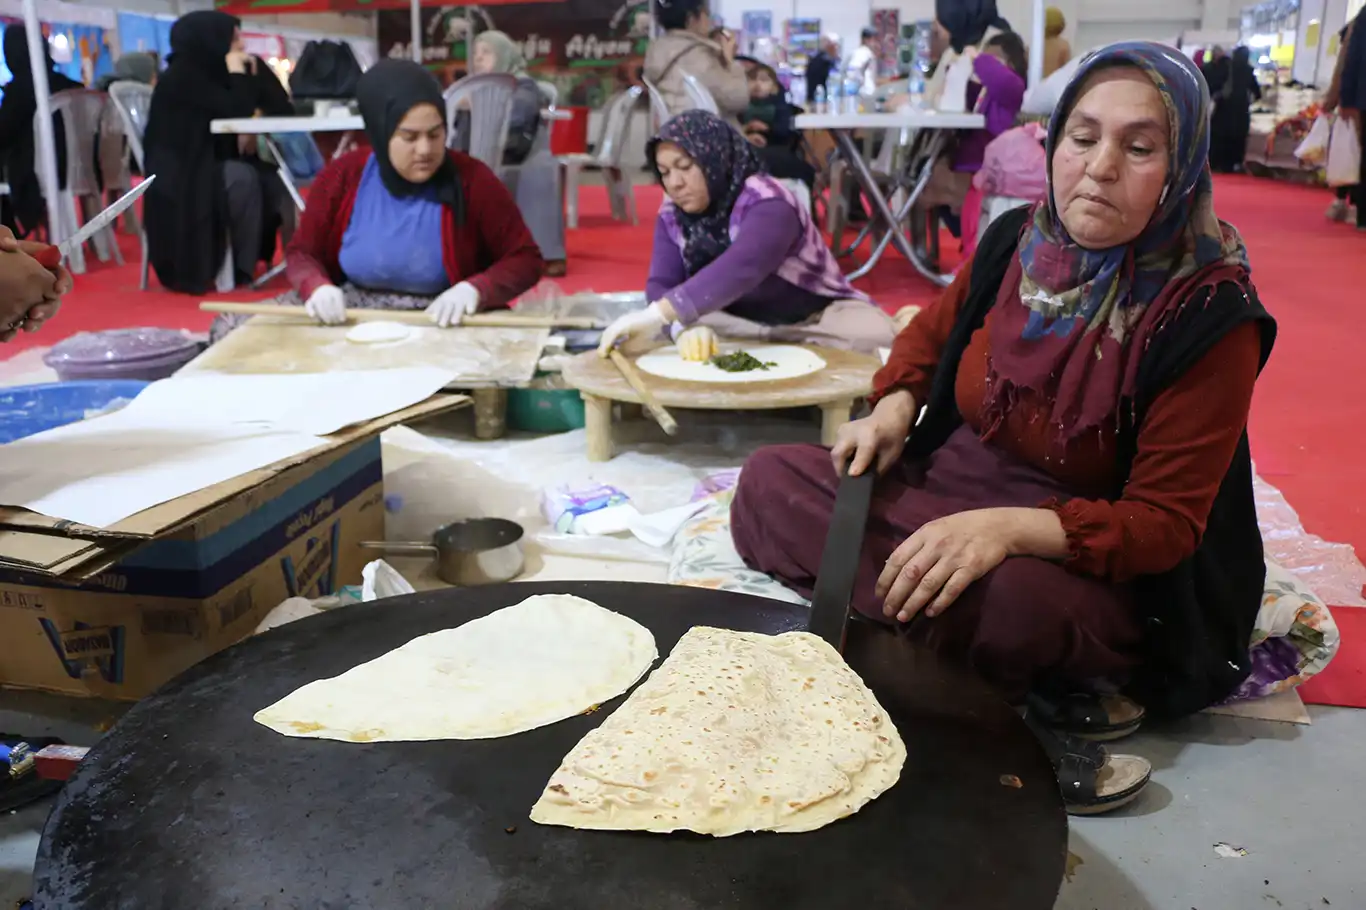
[{"x1": 730, "y1": 252, "x2": 1263, "y2": 702}]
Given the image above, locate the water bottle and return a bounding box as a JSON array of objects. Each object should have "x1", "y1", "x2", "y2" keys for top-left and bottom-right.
[
  {"x1": 790, "y1": 76, "x2": 806, "y2": 108},
  {"x1": 813, "y1": 84, "x2": 827, "y2": 114},
  {"x1": 843, "y1": 72, "x2": 860, "y2": 114}
]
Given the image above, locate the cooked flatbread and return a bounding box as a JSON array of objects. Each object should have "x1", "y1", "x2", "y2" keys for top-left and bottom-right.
[
  {"x1": 254, "y1": 594, "x2": 657, "y2": 742},
  {"x1": 529, "y1": 627, "x2": 905, "y2": 836}
]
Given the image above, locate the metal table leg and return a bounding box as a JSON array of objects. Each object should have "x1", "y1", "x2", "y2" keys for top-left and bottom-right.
[{"x1": 831, "y1": 128, "x2": 957, "y2": 287}]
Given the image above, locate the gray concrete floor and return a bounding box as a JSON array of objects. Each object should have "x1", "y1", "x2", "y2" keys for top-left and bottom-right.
[{"x1": 1, "y1": 691, "x2": 1360, "y2": 909}]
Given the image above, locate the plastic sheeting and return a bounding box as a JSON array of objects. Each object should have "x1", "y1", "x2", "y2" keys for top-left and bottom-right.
[{"x1": 1255, "y1": 472, "x2": 1366, "y2": 607}]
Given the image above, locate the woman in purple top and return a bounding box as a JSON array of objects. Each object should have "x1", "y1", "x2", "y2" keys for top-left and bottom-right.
[
  {"x1": 597, "y1": 111, "x2": 894, "y2": 361},
  {"x1": 920, "y1": 31, "x2": 1029, "y2": 214}
]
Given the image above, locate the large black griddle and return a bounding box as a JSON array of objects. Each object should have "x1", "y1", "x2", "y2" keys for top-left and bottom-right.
[{"x1": 33, "y1": 581, "x2": 1066, "y2": 910}]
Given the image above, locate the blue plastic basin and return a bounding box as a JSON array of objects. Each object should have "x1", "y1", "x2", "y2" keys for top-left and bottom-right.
[{"x1": 0, "y1": 380, "x2": 150, "y2": 444}]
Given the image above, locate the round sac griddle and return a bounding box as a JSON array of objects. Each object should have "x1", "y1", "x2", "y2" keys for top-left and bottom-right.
[{"x1": 34, "y1": 582, "x2": 1066, "y2": 910}]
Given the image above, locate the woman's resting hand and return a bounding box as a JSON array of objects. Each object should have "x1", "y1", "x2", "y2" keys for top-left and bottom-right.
[
  {"x1": 877, "y1": 507, "x2": 1069, "y2": 622},
  {"x1": 830, "y1": 390, "x2": 916, "y2": 477},
  {"x1": 428, "y1": 282, "x2": 480, "y2": 328},
  {"x1": 676, "y1": 325, "x2": 719, "y2": 361},
  {"x1": 304, "y1": 285, "x2": 348, "y2": 325},
  {"x1": 596, "y1": 302, "x2": 669, "y2": 357}
]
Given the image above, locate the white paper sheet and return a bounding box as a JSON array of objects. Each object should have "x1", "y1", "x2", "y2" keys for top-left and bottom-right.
[
  {"x1": 0, "y1": 369, "x2": 457, "y2": 528},
  {"x1": 120, "y1": 368, "x2": 457, "y2": 436}
]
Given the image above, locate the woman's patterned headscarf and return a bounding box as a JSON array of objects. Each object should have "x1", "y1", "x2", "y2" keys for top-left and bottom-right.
[
  {"x1": 648, "y1": 110, "x2": 762, "y2": 275},
  {"x1": 984, "y1": 41, "x2": 1252, "y2": 443}
]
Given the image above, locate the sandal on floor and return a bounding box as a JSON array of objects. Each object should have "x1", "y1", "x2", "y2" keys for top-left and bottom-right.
[
  {"x1": 1026, "y1": 689, "x2": 1145, "y2": 741},
  {"x1": 1024, "y1": 710, "x2": 1151, "y2": 816}
]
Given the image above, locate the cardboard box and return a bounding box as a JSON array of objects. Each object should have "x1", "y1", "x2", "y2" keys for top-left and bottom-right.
[{"x1": 0, "y1": 394, "x2": 466, "y2": 700}]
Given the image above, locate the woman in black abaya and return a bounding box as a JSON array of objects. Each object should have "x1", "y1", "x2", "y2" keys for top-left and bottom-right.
[
  {"x1": 1208, "y1": 46, "x2": 1260, "y2": 173},
  {"x1": 0, "y1": 25, "x2": 84, "y2": 237},
  {"x1": 142, "y1": 11, "x2": 269, "y2": 293}
]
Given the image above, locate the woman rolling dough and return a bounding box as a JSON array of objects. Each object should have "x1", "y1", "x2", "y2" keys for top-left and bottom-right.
[
  {"x1": 597, "y1": 111, "x2": 894, "y2": 362},
  {"x1": 209, "y1": 60, "x2": 542, "y2": 341}
]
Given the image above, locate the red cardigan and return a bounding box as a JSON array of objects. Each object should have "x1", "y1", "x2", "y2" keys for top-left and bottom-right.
[
  {"x1": 872, "y1": 255, "x2": 1263, "y2": 583},
  {"x1": 284, "y1": 148, "x2": 543, "y2": 308}
]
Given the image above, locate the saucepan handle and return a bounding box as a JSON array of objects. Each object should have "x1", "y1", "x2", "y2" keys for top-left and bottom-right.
[{"x1": 359, "y1": 541, "x2": 439, "y2": 557}]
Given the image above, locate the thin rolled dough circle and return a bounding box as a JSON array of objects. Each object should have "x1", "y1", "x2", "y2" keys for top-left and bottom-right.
[
  {"x1": 635, "y1": 344, "x2": 826, "y2": 384},
  {"x1": 253, "y1": 594, "x2": 658, "y2": 743},
  {"x1": 345, "y1": 320, "x2": 415, "y2": 344}
]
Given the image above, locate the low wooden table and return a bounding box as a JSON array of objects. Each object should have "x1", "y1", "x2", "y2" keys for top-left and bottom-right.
[
  {"x1": 560, "y1": 345, "x2": 880, "y2": 461},
  {"x1": 181, "y1": 316, "x2": 550, "y2": 439}
]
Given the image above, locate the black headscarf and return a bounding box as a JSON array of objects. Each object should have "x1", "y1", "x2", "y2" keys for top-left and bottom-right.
[
  {"x1": 935, "y1": 0, "x2": 1012, "y2": 52},
  {"x1": 143, "y1": 10, "x2": 258, "y2": 293},
  {"x1": 0, "y1": 26, "x2": 83, "y2": 235},
  {"x1": 355, "y1": 59, "x2": 464, "y2": 221},
  {"x1": 647, "y1": 110, "x2": 762, "y2": 275}
]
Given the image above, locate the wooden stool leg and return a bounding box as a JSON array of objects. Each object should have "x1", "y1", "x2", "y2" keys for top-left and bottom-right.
[
  {"x1": 583, "y1": 394, "x2": 614, "y2": 461},
  {"x1": 819, "y1": 399, "x2": 855, "y2": 446},
  {"x1": 472, "y1": 388, "x2": 508, "y2": 440}
]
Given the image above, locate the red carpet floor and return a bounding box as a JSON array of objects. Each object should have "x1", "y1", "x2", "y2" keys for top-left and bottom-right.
[{"x1": 7, "y1": 178, "x2": 1366, "y2": 705}]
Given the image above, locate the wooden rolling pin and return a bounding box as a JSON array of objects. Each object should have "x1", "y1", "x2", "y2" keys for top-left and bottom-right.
[
  {"x1": 609, "y1": 349, "x2": 678, "y2": 436},
  {"x1": 199, "y1": 301, "x2": 598, "y2": 329}
]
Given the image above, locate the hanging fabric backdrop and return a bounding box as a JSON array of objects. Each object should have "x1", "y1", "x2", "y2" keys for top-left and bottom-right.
[
  {"x1": 115, "y1": 12, "x2": 173, "y2": 60},
  {"x1": 375, "y1": 0, "x2": 650, "y2": 105}
]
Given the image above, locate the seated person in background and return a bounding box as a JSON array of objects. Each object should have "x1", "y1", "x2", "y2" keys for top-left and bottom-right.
[
  {"x1": 919, "y1": 31, "x2": 1028, "y2": 216},
  {"x1": 728, "y1": 43, "x2": 1276, "y2": 815},
  {"x1": 597, "y1": 111, "x2": 893, "y2": 360},
  {"x1": 211, "y1": 60, "x2": 541, "y2": 339},
  {"x1": 644, "y1": 0, "x2": 749, "y2": 121},
  {"x1": 95, "y1": 51, "x2": 159, "y2": 91},
  {"x1": 143, "y1": 11, "x2": 288, "y2": 292},
  {"x1": 739, "y1": 62, "x2": 816, "y2": 188},
  {"x1": 464, "y1": 30, "x2": 567, "y2": 277},
  {"x1": 0, "y1": 26, "x2": 84, "y2": 238}
]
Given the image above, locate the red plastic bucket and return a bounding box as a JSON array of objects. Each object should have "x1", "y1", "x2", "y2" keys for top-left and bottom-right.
[{"x1": 550, "y1": 106, "x2": 590, "y2": 155}]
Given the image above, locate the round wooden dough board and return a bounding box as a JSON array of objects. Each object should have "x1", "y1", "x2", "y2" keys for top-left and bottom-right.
[{"x1": 635, "y1": 344, "x2": 826, "y2": 384}]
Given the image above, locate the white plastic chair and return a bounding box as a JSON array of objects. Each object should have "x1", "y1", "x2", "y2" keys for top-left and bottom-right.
[
  {"x1": 642, "y1": 77, "x2": 670, "y2": 130},
  {"x1": 559, "y1": 86, "x2": 641, "y2": 229},
  {"x1": 680, "y1": 71, "x2": 719, "y2": 115},
  {"x1": 41, "y1": 91, "x2": 123, "y2": 274},
  {"x1": 443, "y1": 73, "x2": 517, "y2": 170}
]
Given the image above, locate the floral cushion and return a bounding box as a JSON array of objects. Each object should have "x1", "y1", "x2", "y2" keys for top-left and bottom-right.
[{"x1": 667, "y1": 489, "x2": 1341, "y2": 702}]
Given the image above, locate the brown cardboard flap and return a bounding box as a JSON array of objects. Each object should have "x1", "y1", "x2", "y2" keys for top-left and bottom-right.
[{"x1": 0, "y1": 394, "x2": 466, "y2": 544}]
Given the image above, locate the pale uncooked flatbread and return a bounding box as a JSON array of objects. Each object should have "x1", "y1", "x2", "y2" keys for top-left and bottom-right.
[
  {"x1": 346, "y1": 320, "x2": 414, "y2": 344},
  {"x1": 529, "y1": 627, "x2": 905, "y2": 836},
  {"x1": 254, "y1": 594, "x2": 658, "y2": 742},
  {"x1": 635, "y1": 344, "x2": 826, "y2": 384}
]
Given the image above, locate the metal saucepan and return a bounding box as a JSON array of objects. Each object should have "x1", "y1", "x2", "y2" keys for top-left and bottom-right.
[{"x1": 361, "y1": 518, "x2": 525, "y2": 586}]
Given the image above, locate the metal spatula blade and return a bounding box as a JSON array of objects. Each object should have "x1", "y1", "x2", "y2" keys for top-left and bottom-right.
[{"x1": 806, "y1": 470, "x2": 876, "y2": 654}]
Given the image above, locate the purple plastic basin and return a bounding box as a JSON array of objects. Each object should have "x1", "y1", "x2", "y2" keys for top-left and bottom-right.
[{"x1": 43, "y1": 328, "x2": 204, "y2": 383}]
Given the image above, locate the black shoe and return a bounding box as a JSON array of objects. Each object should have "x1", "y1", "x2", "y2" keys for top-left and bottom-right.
[
  {"x1": 1023, "y1": 709, "x2": 1150, "y2": 816},
  {"x1": 1027, "y1": 689, "x2": 1145, "y2": 741}
]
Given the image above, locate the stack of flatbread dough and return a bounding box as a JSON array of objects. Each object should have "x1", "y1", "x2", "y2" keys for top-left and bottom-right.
[
  {"x1": 530, "y1": 627, "x2": 906, "y2": 836},
  {"x1": 254, "y1": 594, "x2": 657, "y2": 742}
]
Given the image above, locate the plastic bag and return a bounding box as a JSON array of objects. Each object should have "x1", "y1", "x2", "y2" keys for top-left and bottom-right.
[
  {"x1": 1294, "y1": 115, "x2": 1332, "y2": 165},
  {"x1": 1326, "y1": 117, "x2": 1362, "y2": 187}
]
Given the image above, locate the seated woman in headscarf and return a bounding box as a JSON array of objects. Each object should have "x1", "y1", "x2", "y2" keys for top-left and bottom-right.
[
  {"x1": 142, "y1": 11, "x2": 288, "y2": 292},
  {"x1": 461, "y1": 30, "x2": 567, "y2": 276},
  {"x1": 1042, "y1": 7, "x2": 1072, "y2": 77},
  {"x1": 923, "y1": 0, "x2": 1011, "y2": 108},
  {"x1": 730, "y1": 44, "x2": 1276, "y2": 815},
  {"x1": 597, "y1": 111, "x2": 894, "y2": 360},
  {"x1": 253, "y1": 60, "x2": 542, "y2": 333},
  {"x1": 0, "y1": 26, "x2": 84, "y2": 238},
  {"x1": 94, "y1": 51, "x2": 159, "y2": 91}
]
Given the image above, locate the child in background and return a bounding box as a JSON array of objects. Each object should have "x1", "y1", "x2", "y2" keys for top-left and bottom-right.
[
  {"x1": 740, "y1": 62, "x2": 815, "y2": 187},
  {"x1": 918, "y1": 31, "x2": 1029, "y2": 218}
]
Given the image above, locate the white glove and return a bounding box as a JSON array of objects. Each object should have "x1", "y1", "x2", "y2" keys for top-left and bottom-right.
[
  {"x1": 427, "y1": 282, "x2": 480, "y2": 328},
  {"x1": 676, "y1": 325, "x2": 719, "y2": 362},
  {"x1": 597, "y1": 302, "x2": 668, "y2": 357},
  {"x1": 304, "y1": 284, "x2": 347, "y2": 325}
]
